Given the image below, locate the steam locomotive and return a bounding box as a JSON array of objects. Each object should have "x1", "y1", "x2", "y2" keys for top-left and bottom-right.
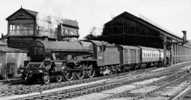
[{"x1": 21, "y1": 40, "x2": 170, "y2": 84}]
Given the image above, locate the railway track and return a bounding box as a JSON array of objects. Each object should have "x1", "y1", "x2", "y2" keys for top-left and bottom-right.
[
  {"x1": 0, "y1": 62, "x2": 190, "y2": 100},
  {"x1": 13, "y1": 64, "x2": 191, "y2": 100},
  {"x1": 168, "y1": 82, "x2": 191, "y2": 100},
  {"x1": 0, "y1": 67, "x2": 157, "y2": 97},
  {"x1": 96, "y1": 67, "x2": 189, "y2": 100},
  {"x1": 134, "y1": 71, "x2": 191, "y2": 100},
  {"x1": 167, "y1": 75, "x2": 191, "y2": 100},
  {"x1": 100, "y1": 67, "x2": 191, "y2": 100}
]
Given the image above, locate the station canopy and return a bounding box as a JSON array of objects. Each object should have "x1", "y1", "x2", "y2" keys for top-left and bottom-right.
[
  {"x1": 0, "y1": 41, "x2": 26, "y2": 53},
  {"x1": 94, "y1": 11, "x2": 184, "y2": 48}
]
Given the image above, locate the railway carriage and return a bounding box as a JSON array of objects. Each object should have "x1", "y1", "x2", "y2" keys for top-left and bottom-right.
[
  {"x1": 120, "y1": 45, "x2": 140, "y2": 70},
  {"x1": 140, "y1": 47, "x2": 165, "y2": 67}
]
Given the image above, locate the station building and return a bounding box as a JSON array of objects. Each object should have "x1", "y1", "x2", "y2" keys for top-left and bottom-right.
[
  {"x1": 94, "y1": 12, "x2": 191, "y2": 65},
  {"x1": 0, "y1": 39, "x2": 26, "y2": 79},
  {"x1": 1, "y1": 8, "x2": 80, "y2": 79},
  {"x1": 6, "y1": 7, "x2": 79, "y2": 50}
]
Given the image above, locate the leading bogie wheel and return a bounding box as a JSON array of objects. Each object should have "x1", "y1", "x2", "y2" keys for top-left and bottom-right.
[{"x1": 42, "y1": 74, "x2": 50, "y2": 84}]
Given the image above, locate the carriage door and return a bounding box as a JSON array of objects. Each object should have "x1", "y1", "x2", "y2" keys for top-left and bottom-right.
[{"x1": 130, "y1": 49, "x2": 136, "y2": 64}]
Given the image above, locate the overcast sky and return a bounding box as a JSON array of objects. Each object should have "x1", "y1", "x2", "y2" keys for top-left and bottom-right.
[{"x1": 0, "y1": 0, "x2": 191, "y2": 39}]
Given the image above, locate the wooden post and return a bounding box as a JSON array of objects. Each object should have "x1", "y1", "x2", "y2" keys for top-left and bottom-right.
[
  {"x1": 176, "y1": 45, "x2": 178, "y2": 63},
  {"x1": 4, "y1": 53, "x2": 7, "y2": 80},
  {"x1": 173, "y1": 44, "x2": 175, "y2": 64},
  {"x1": 7, "y1": 23, "x2": 10, "y2": 35},
  {"x1": 33, "y1": 20, "x2": 36, "y2": 36},
  {"x1": 170, "y1": 41, "x2": 173, "y2": 65},
  {"x1": 163, "y1": 36, "x2": 167, "y2": 66},
  {"x1": 175, "y1": 44, "x2": 178, "y2": 63}
]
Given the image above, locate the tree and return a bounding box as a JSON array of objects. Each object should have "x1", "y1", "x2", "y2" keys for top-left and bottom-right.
[
  {"x1": 84, "y1": 27, "x2": 98, "y2": 40},
  {"x1": 85, "y1": 34, "x2": 97, "y2": 40}
]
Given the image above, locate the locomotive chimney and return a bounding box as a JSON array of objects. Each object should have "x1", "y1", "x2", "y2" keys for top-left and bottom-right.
[{"x1": 182, "y1": 30, "x2": 187, "y2": 42}]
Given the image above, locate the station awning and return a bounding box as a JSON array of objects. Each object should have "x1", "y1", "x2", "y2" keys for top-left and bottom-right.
[{"x1": 0, "y1": 46, "x2": 27, "y2": 53}]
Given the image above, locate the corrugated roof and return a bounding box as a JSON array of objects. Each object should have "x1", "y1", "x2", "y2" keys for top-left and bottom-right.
[
  {"x1": 0, "y1": 46, "x2": 27, "y2": 53},
  {"x1": 110, "y1": 11, "x2": 183, "y2": 41},
  {"x1": 6, "y1": 8, "x2": 38, "y2": 20},
  {"x1": 61, "y1": 19, "x2": 79, "y2": 29}
]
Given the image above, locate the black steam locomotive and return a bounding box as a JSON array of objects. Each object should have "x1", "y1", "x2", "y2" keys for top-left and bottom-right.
[{"x1": 21, "y1": 40, "x2": 170, "y2": 84}]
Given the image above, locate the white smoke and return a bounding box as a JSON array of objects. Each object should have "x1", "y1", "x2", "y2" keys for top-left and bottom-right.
[
  {"x1": 36, "y1": 14, "x2": 62, "y2": 38},
  {"x1": 36, "y1": 0, "x2": 64, "y2": 38},
  {"x1": 89, "y1": 26, "x2": 103, "y2": 36}
]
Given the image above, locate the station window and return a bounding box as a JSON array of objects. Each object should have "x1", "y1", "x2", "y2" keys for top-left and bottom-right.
[
  {"x1": 61, "y1": 28, "x2": 78, "y2": 37},
  {"x1": 9, "y1": 24, "x2": 34, "y2": 36}
]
